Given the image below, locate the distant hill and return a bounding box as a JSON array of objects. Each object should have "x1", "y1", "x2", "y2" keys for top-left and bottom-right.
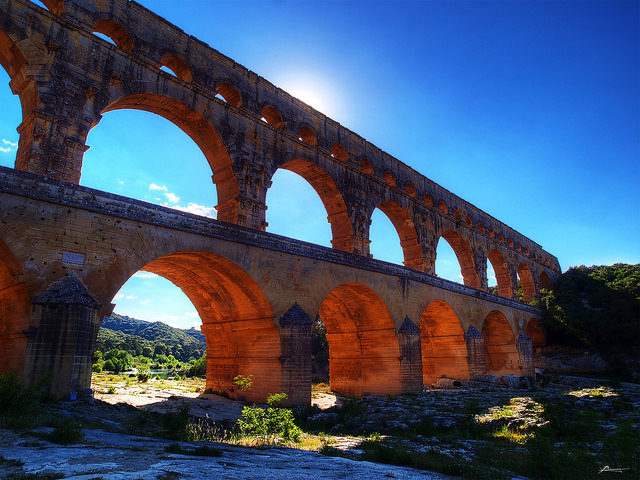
[
  {"x1": 97, "y1": 313, "x2": 206, "y2": 362},
  {"x1": 536, "y1": 263, "x2": 640, "y2": 381}
]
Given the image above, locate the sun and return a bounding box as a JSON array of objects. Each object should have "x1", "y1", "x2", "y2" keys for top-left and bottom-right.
[{"x1": 278, "y1": 70, "x2": 340, "y2": 120}]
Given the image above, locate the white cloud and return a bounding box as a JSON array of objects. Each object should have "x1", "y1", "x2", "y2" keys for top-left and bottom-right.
[
  {"x1": 114, "y1": 293, "x2": 137, "y2": 300},
  {"x1": 184, "y1": 311, "x2": 199, "y2": 318},
  {"x1": 133, "y1": 271, "x2": 158, "y2": 279},
  {"x1": 164, "y1": 192, "x2": 180, "y2": 204},
  {"x1": 149, "y1": 183, "x2": 167, "y2": 191},
  {"x1": 2, "y1": 139, "x2": 17, "y2": 147},
  {"x1": 169, "y1": 202, "x2": 217, "y2": 218},
  {"x1": 0, "y1": 147, "x2": 11, "y2": 153},
  {"x1": 140, "y1": 299, "x2": 151, "y2": 305}
]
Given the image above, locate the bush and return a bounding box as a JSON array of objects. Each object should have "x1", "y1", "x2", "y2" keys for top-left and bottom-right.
[
  {"x1": 237, "y1": 393, "x2": 302, "y2": 443},
  {"x1": 45, "y1": 419, "x2": 84, "y2": 445},
  {"x1": 0, "y1": 372, "x2": 39, "y2": 429}
]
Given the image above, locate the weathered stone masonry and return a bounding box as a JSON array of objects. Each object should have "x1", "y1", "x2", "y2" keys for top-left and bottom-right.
[{"x1": 0, "y1": 0, "x2": 557, "y2": 402}]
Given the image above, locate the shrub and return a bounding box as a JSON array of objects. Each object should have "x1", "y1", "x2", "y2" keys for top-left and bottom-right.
[
  {"x1": 45, "y1": 418, "x2": 84, "y2": 445},
  {"x1": 233, "y1": 374, "x2": 253, "y2": 392},
  {"x1": 0, "y1": 372, "x2": 39, "y2": 429},
  {"x1": 237, "y1": 393, "x2": 302, "y2": 443}
]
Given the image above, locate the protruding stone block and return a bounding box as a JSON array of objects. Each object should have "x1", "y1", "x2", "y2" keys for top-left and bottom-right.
[
  {"x1": 398, "y1": 316, "x2": 423, "y2": 393},
  {"x1": 278, "y1": 303, "x2": 313, "y2": 405},
  {"x1": 465, "y1": 325, "x2": 486, "y2": 379},
  {"x1": 517, "y1": 331, "x2": 535, "y2": 379},
  {"x1": 26, "y1": 273, "x2": 102, "y2": 399}
]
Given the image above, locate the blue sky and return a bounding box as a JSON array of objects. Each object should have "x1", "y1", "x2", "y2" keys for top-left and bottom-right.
[{"x1": 1, "y1": 0, "x2": 638, "y2": 329}]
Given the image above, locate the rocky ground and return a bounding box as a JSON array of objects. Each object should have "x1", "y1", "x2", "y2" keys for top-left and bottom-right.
[{"x1": 1, "y1": 373, "x2": 639, "y2": 479}]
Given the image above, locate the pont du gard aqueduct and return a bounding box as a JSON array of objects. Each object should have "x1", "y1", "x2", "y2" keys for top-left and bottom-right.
[{"x1": 0, "y1": 0, "x2": 561, "y2": 404}]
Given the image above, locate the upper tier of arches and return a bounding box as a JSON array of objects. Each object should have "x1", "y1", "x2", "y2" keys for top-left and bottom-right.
[{"x1": 0, "y1": 0, "x2": 560, "y2": 299}]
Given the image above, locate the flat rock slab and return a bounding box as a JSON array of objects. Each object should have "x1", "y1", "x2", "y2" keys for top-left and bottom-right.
[{"x1": 0, "y1": 428, "x2": 456, "y2": 480}]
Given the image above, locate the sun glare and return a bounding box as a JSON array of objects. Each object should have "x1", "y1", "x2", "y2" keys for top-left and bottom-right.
[{"x1": 278, "y1": 71, "x2": 337, "y2": 118}]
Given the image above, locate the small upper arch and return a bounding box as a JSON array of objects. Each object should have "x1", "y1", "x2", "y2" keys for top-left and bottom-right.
[
  {"x1": 261, "y1": 105, "x2": 284, "y2": 128},
  {"x1": 331, "y1": 142, "x2": 349, "y2": 162},
  {"x1": 159, "y1": 54, "x2": 192, "y2": 83},
  {"x1": 299, "y1": 125, "x2": 318, "y2": 146},
  {"x1": 359, "y1": 158, "x2": 374, "y2": 175},
  {"x1": 93, "y1": 19, "x2": 134, "y2": 52},
  {"x1": 384, "y1": 171, "x2": 397, "y2": 187},
  {"x1": 34, "y1": 0, "x2": 64, "y2": 15},
  {"x1": 215, "y1": 82, "x2": 243, "y2": 107}
]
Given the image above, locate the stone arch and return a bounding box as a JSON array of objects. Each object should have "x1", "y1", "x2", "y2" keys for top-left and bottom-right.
[
  {"x1": 141, "y1": 251, "x2": 280, "y2": 403},
  {"x1": 439, "y1": 200, "x2": 448, "y2": 215},
  {"x1": 299, "y1": 125, "x2": 317, "y2": 146},
  {"x1": 405, "y1": 182, "x2": 417, "y2": 198},
  {"x1": 525, "y1": 318, "x2": 546, "y2": 348},
  {"x1": 419, "y1": 300, "x2": 468, "y2": 384},
  {"x1": 318, "y1": 283, "x2": 401, "y2": 396},
  {"x1": 539, "y1": 271, "x2": 552, "y2": 291},
  {"x1": 360, "y1": 158, "x2": 374, "y2": 175},
  {"x1": 488, "y1": 249, "x2": 513, "y2": 298},
  {"x1": 159, "y1": 54, "x2": 193, "y2": 83},
  {"x1": 376, "y1": 201, "x2": 424, "y2": 270},
  {"x1": 517, "y1": 262, "x2": 536, "y2": 302},
  {"x1": 438, "y1": 231, "x2": 480, "y2": 287},
  {"x1": 331, "y1": 142, "x2": 348, "y2": 162},
  {"x1": 93, "y1": 93, "x2": 237, "y2": 223},
  {"x1": 261, "y1": 105, "x2": 284, "y2": 128},
  {"x1": 482, "y1": 311, "x2": 519, "y2": 375},
  {"x1": 0, "y1": 27, "x2": 40, "y2": 172},
  {"x1": 423, "y1": 192, "x2": 434, "y2": 206},
  {"x1": 37, "y1": 0, "x2": 65, "y2": 15},
  {"x1": 0, "y1": 238, "x2": 30, "y2": 376},
  {"x1": 93, "y1": 19, "x2": 134, "y2": 52},
  {"x1": 384, "y1": 171, "x2": 397, "y2": 187},
  {"x1": 215, "y1": 82, "x2": 242, "y2": 107},
  {"x1": 275, "y1": 159, "x2": 353, "y2": 253}
]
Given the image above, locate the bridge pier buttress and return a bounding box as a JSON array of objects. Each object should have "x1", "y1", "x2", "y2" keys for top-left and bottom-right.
[
  {"x1": 517, "y1": 332, "x2": 535, "y2": 379},
  {"x1": 25, "y1": 274, "x2": 102, "y2": 400},
  {"x1": 277, "y1": 304, "x2": 313, "y2": 405},
  {"x1": 464, "y1": 325, "x2": 487, "y2": 379},
  {"x1": 397, "y1": 317, "x2": 423, "y2": 393}
]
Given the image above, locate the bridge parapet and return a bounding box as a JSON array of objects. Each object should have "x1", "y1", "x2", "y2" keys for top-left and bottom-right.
[{"x1": 0, "y1": 166, "x2": 541, "y2": 317}]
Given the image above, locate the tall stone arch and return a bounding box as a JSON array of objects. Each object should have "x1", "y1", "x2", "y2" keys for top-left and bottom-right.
[
  {"x1": 419, "y1": 300, "x2": 469, "y2": 383},
  {"x1": 375, "y1": 200, "x2": 424, "y2": 271},
  {"x1": 273, "y1": 159, "x2": 353, "y2": 253},
  {"x1": 517, "y1": 262, "x2": 536, "y2": 302},
  {"x1": 141, "y1": 251, "x2": 281, "y2": 403},
  {"x1": 438, "y1": 230, "x2": 480, "y2": 288},
  {"x1": 0, "y1": 27, "x2": 42, "y2": 176},
  {"x1": 482, "y1": 310, "x2": 519, "y2": 376},
  {"x1": 0, "y1": 238, "x2": 30, "y2": 375},
  {"x1": 318, "y1": 283, "x2": 401, "y2": 396},
  {"x1": 89, "y1": 93, "x2": 239, "y2": 224},
  {"x1": 488, "y1": 249, "x2": 514, "y2": 298}
]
